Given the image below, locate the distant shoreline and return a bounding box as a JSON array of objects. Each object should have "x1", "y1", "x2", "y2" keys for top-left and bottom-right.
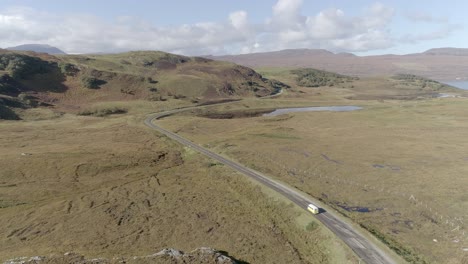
[{"x1": 442, "y1": 81, "x2": 468, "y2": 90}]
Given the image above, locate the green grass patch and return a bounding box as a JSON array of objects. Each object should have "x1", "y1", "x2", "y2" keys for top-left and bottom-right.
[
  {"x1": 78, "y1": 106, "x2": 127, "y2": 117},
  {"x1": 80, "y1": 76, "x2": 106, "y2": 89},
  {"x1": 391, "y1": 74, "x2": 455, "y2": 91},
  {"x1": 291, "y1": 68, "x2": 358, "y2": 87},
  {"x1": 0, "y1": 53, "x2": 53, "y2": 79},
  {"x1": 305, "y1": 221, "x2": 319, "y2": 232},
  {"x1": 207, "y1": 162, "x2": 223, "y2": 167},
  {"x1": 0, "y1": 200, "x2": 26, "y2": 208}
]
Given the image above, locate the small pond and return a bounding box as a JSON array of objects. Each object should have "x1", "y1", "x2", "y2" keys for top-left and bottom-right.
[
  {"x1": 263, "y1": 106, "x2": 363, "y2": 117},
  {"x1": 436, "y1": 93, "x2": 458, "y2": 98}
]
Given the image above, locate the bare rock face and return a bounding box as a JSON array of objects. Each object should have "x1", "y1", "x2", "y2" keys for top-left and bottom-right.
[
  {"x1": 3, "y1": 248, "x2": 238, "y2": 264},
  {"x1": 151, "y1": 247, "x2": 237, "y2": 264}
]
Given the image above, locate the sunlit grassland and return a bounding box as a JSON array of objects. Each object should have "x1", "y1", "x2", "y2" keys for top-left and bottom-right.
[
  {"x1": 0, "y1": 104, "x2": 358, "y2": 263},
  {"x1": 159, "y1": 92, "x2": 468, "y2": 263}
]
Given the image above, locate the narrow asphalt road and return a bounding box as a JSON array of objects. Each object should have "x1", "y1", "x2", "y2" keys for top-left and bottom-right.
[{"x1": 144, "y1": 109, "x2": 397, "y2": 264}]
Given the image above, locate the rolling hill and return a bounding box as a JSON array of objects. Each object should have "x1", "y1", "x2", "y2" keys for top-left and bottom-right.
[{"x1": 0, "y1": 50, "x2": 286, "y2": 119}]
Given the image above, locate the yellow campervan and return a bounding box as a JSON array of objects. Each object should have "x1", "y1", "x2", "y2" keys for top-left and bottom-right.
[{"x1": 307, "y1": 203, "x2": 319, "y2": 214}]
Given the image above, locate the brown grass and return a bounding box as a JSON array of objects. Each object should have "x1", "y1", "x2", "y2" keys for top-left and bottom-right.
[
  {"x1": 158, "y1": 90, "x2": 468, "y2": 263},
  {"x1": 0, "y1": 109, "x2": 357, "y2": 263}
]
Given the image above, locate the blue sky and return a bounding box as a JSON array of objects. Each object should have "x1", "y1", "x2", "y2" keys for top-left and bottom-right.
[{"x1": 0, "y1": 0, "x2": 466, "y2": 55}]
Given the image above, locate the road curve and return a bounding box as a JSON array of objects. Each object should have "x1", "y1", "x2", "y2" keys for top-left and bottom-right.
[{"x1": 144, "y1": 109, "x2": 397, "y2": 264}]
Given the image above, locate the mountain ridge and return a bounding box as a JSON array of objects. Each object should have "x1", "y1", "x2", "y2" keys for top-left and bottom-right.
[
  {"x1": 423, "y1": 47, "x2": 468, "y2": 56},
  {"x1": 6, "y1": 44, "x2": 66, "y2": 55}
]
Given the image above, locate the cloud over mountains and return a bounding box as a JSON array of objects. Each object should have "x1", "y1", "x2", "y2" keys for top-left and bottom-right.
[{"x1": 0, "y1": 0, "x2": 460, "y2": 55}]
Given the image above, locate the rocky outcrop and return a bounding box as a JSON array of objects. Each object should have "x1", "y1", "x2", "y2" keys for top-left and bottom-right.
[
  {"x1": 4, "y1": 247, "x2": 239, "y2": 264},
  {"x1": 153, "y1": 247, "x2": 237, "y2": 263}
]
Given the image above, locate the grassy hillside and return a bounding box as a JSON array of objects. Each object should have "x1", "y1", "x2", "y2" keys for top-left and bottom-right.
[
  {"x1": 257, "y1": 67, "x2": 466, "y2": 101},
  {"x1": 391, "y1": 74, "x2": 454, "y2": 91},
  {"x1": 344, "y1": 74, "x2": 462, "y2": 100},
  {"x1": 67, "y1": 51, "x2": 285, "y2": 100},
  {"x1": 0, "y1": 50, "x2": 285, "y2": 120}
]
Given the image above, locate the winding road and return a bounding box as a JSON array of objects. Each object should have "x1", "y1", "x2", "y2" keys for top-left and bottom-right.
[{"x1": 144, "y1": 108, "x2": 397, "y2": 264}]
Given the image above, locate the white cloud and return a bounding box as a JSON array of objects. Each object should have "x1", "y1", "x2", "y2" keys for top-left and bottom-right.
[
  {"x1": 0, "y1": 14, "x2": 23, "y2": 26},
  {"x1": 271, "y1": 0, "x2": 304, "y2": 28},
  {"x1": 331, "y1": 30, "x2": 393, "y2": 51},
  {"x1": 0, "y1": 1, "x2": 451, "y2": 55},
  {"x1": 306, "y1": 9, "x2": 349, "y2": 39},
  {"x1": 400, "y1": 11, "x2": 461, "y2": 44},
  {"x1": 405, "y1": 12, "x2": 448, "y2": 23},
  {"x1": 0, "y1": 6, "x2": 252, "y2": 54},
  {"x1": 400, "y1": 24, "x2": 462, "y2": 43},
  {"x1": 229, "y1": 11, "x2": 248, "y2": 30},
  {"x1": 363, "y1": 2, "x2": 394, "y2": 28},
  {"x1": 268, "y1": 2, "x2": 395, "y2": 52}
]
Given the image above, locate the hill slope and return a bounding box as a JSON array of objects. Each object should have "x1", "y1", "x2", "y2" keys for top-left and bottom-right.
[{"x1": 0, "y1": 50, "x2": 286, "y2": 119}]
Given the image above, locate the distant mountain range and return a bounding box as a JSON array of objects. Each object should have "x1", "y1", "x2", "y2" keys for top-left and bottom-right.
[
  {"x1": 423, "y1": 48, "x2": 468, "y2": 56},
  {"x1": 209, "y1": 48, "x2": 468, "y2": 81},
  {"x1": 6, "y1": 44, "x2": 66, "y2": 55},
  {"x1": 4, "y1": 44, "x2": 468, "y2": 80}
]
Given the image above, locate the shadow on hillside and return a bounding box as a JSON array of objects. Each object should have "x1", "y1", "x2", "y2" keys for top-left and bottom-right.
[
  {"x1": 0, "y1": 104, "x2": 20, "y2": 120},
  {"x1": 0, "y1": 75, "x2": 21, "y2": 96},
  {"x1": 0, "y1": 54, "x2": 69, "y2": 95},
  {"x1": 20, "y1": 64, "x2": 69, "y2": 93},
  {"x1": 218, "y1": 250, "x2": 251, "y2": 264}
]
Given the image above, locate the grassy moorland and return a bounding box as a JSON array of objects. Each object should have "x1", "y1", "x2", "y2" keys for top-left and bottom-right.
[
  {"x1": 0, "y1": 102, "x2": 358, "y2": 263},
  {"x1": 2, "y1": 48, "x2": 467, "y2": 263},
  {"x1": 157, "y1": 69, "x2": 468, "y2": 264},
  {"x1": 0, "y1": 51, "x2": 358, "y2": 263}
]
